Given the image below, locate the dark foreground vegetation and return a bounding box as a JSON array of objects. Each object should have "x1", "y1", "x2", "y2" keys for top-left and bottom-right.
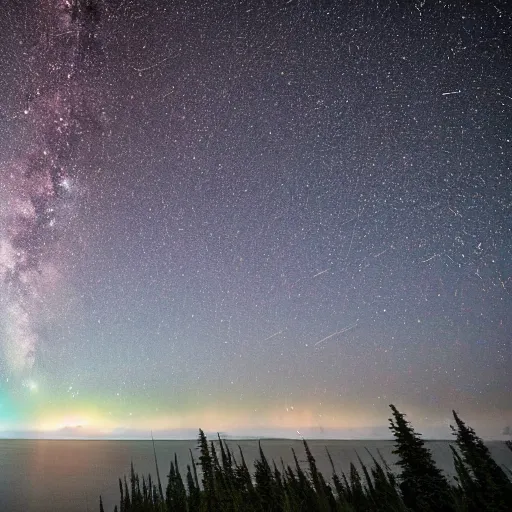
[{"x1": 100, "y1": 405, "x2": 512, "y2": 512}]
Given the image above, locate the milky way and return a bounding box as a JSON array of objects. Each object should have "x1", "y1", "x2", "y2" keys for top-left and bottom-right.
[{"x1": 0, "y1": 0, "x2": 102, "y2": 374}]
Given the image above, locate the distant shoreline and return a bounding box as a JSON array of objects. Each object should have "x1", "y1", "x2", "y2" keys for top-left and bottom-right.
[{"x1": 0, "y1": 437, "x2": 508, "y2": 441}]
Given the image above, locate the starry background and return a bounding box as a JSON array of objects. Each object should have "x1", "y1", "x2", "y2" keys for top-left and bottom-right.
[{"x1": 0, "y1": 0, "x2": 511, "y2": 438}]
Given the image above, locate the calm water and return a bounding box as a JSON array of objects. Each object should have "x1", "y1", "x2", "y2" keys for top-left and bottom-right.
[{"x1": 0, "y1": 439, "x2": 511, "y2": 512}]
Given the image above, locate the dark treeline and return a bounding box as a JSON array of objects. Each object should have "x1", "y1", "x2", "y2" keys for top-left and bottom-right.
[{"x1": 100, "y1": 405, "x2": 512, "y2": 512}]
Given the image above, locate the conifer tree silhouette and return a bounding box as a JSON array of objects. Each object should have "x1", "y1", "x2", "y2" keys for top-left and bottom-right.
[
  {"x1": 451, "y1": 410, "x2": 512, "y2": 511},
  {"x1": 389, "y1": 404, "x2": 455, "y2": 511}
]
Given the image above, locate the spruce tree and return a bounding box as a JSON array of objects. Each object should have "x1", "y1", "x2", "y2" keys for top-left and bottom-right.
[
  {"x1": 118, "y1": 478, "x2": 124, "y2": 512},
  {"x1": 189, "y1": 448, "x2": 200, "y2": 489},
  {"x1": 186, "y1": 463, "x2": 201, "y2": 511},
  {"x1": 198, "y1": 429, "x2": 217, "y2": 511},
  {"x1": 166, "y1": 460, "x2": 176, "y2": 509},
  {"x1": 173, "y1": 454, "x2": 188, "y2": 511},
  {"x1": 218, "y1": 434, "x2": 234, "y2": 481},
  {"x1": 356, "y1": 453, "x2": 375, "y2": 498},
  {"x1": 348, "y1": 462, "x2": 367, "y2": 511},
  {"x1": 151, "y1": 433, "x2": 164, "y2": 504},
  {"x1": 341, "y1": 471, "x2": 352, "y2": 504},
  {"x1": 235, "y1": 445, "x2": 254, "y2": 492},
  {"x1": 152, "y1": 483, "x2": 160, "y2": 507},
  {"x1": 366, "y1": 448, "x2": 406, "y2": 511},
  {"x1": 211, "y1": 439, "x2": 232, "y2": 508},
  {"x1": 303, "y1": 439, "x2": 321, "y2": 493},
  {"x1": 451, "y1": 410, "x2": 512, "y2": 511},
  {"x1": 291, "y1": 447, "x2": 318, "y2": 511},
  {"x1": 254, "y1": 440, "x2": 277, "y2": 511},
  {"x1": 142, "y1": 475, "x2": 149, "y2": 505},
  {"x1": 303, "y1": 439, "x2": 330, "y2": 510},
  {"x1": 198, "y1": 429, "x2": 213, "y2": 486},
  {"x1": 326, "y1": 447, "x2": 350, "y2": 508},
  {"x1": 130, "y1": 461, "x2": 138, "y2": 507},
  {"x1": 283, "y1": 462, "x2": 302, "y2": 511},
  {"x1": 389, "y1": 404, "x2": 455, "y2": 511},
  {"x1": 123, "y1": 476, "x2": 131, "y2": 511},
  {"x1": 450, "y1": 444, "x2": 475, "y2": 511},
  {"x1": 148, "y1": 473, "x2": 154, "y2": 506}
]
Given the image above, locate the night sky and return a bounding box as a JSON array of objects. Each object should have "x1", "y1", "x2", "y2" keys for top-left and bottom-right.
[{"x1": 0, "y1": 0, "x2": 510, "y2": 439}]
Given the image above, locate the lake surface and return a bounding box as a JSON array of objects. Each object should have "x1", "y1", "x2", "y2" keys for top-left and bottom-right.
[{"x1": 0, "y1": 439, "x2": 511, "y2": 512}]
